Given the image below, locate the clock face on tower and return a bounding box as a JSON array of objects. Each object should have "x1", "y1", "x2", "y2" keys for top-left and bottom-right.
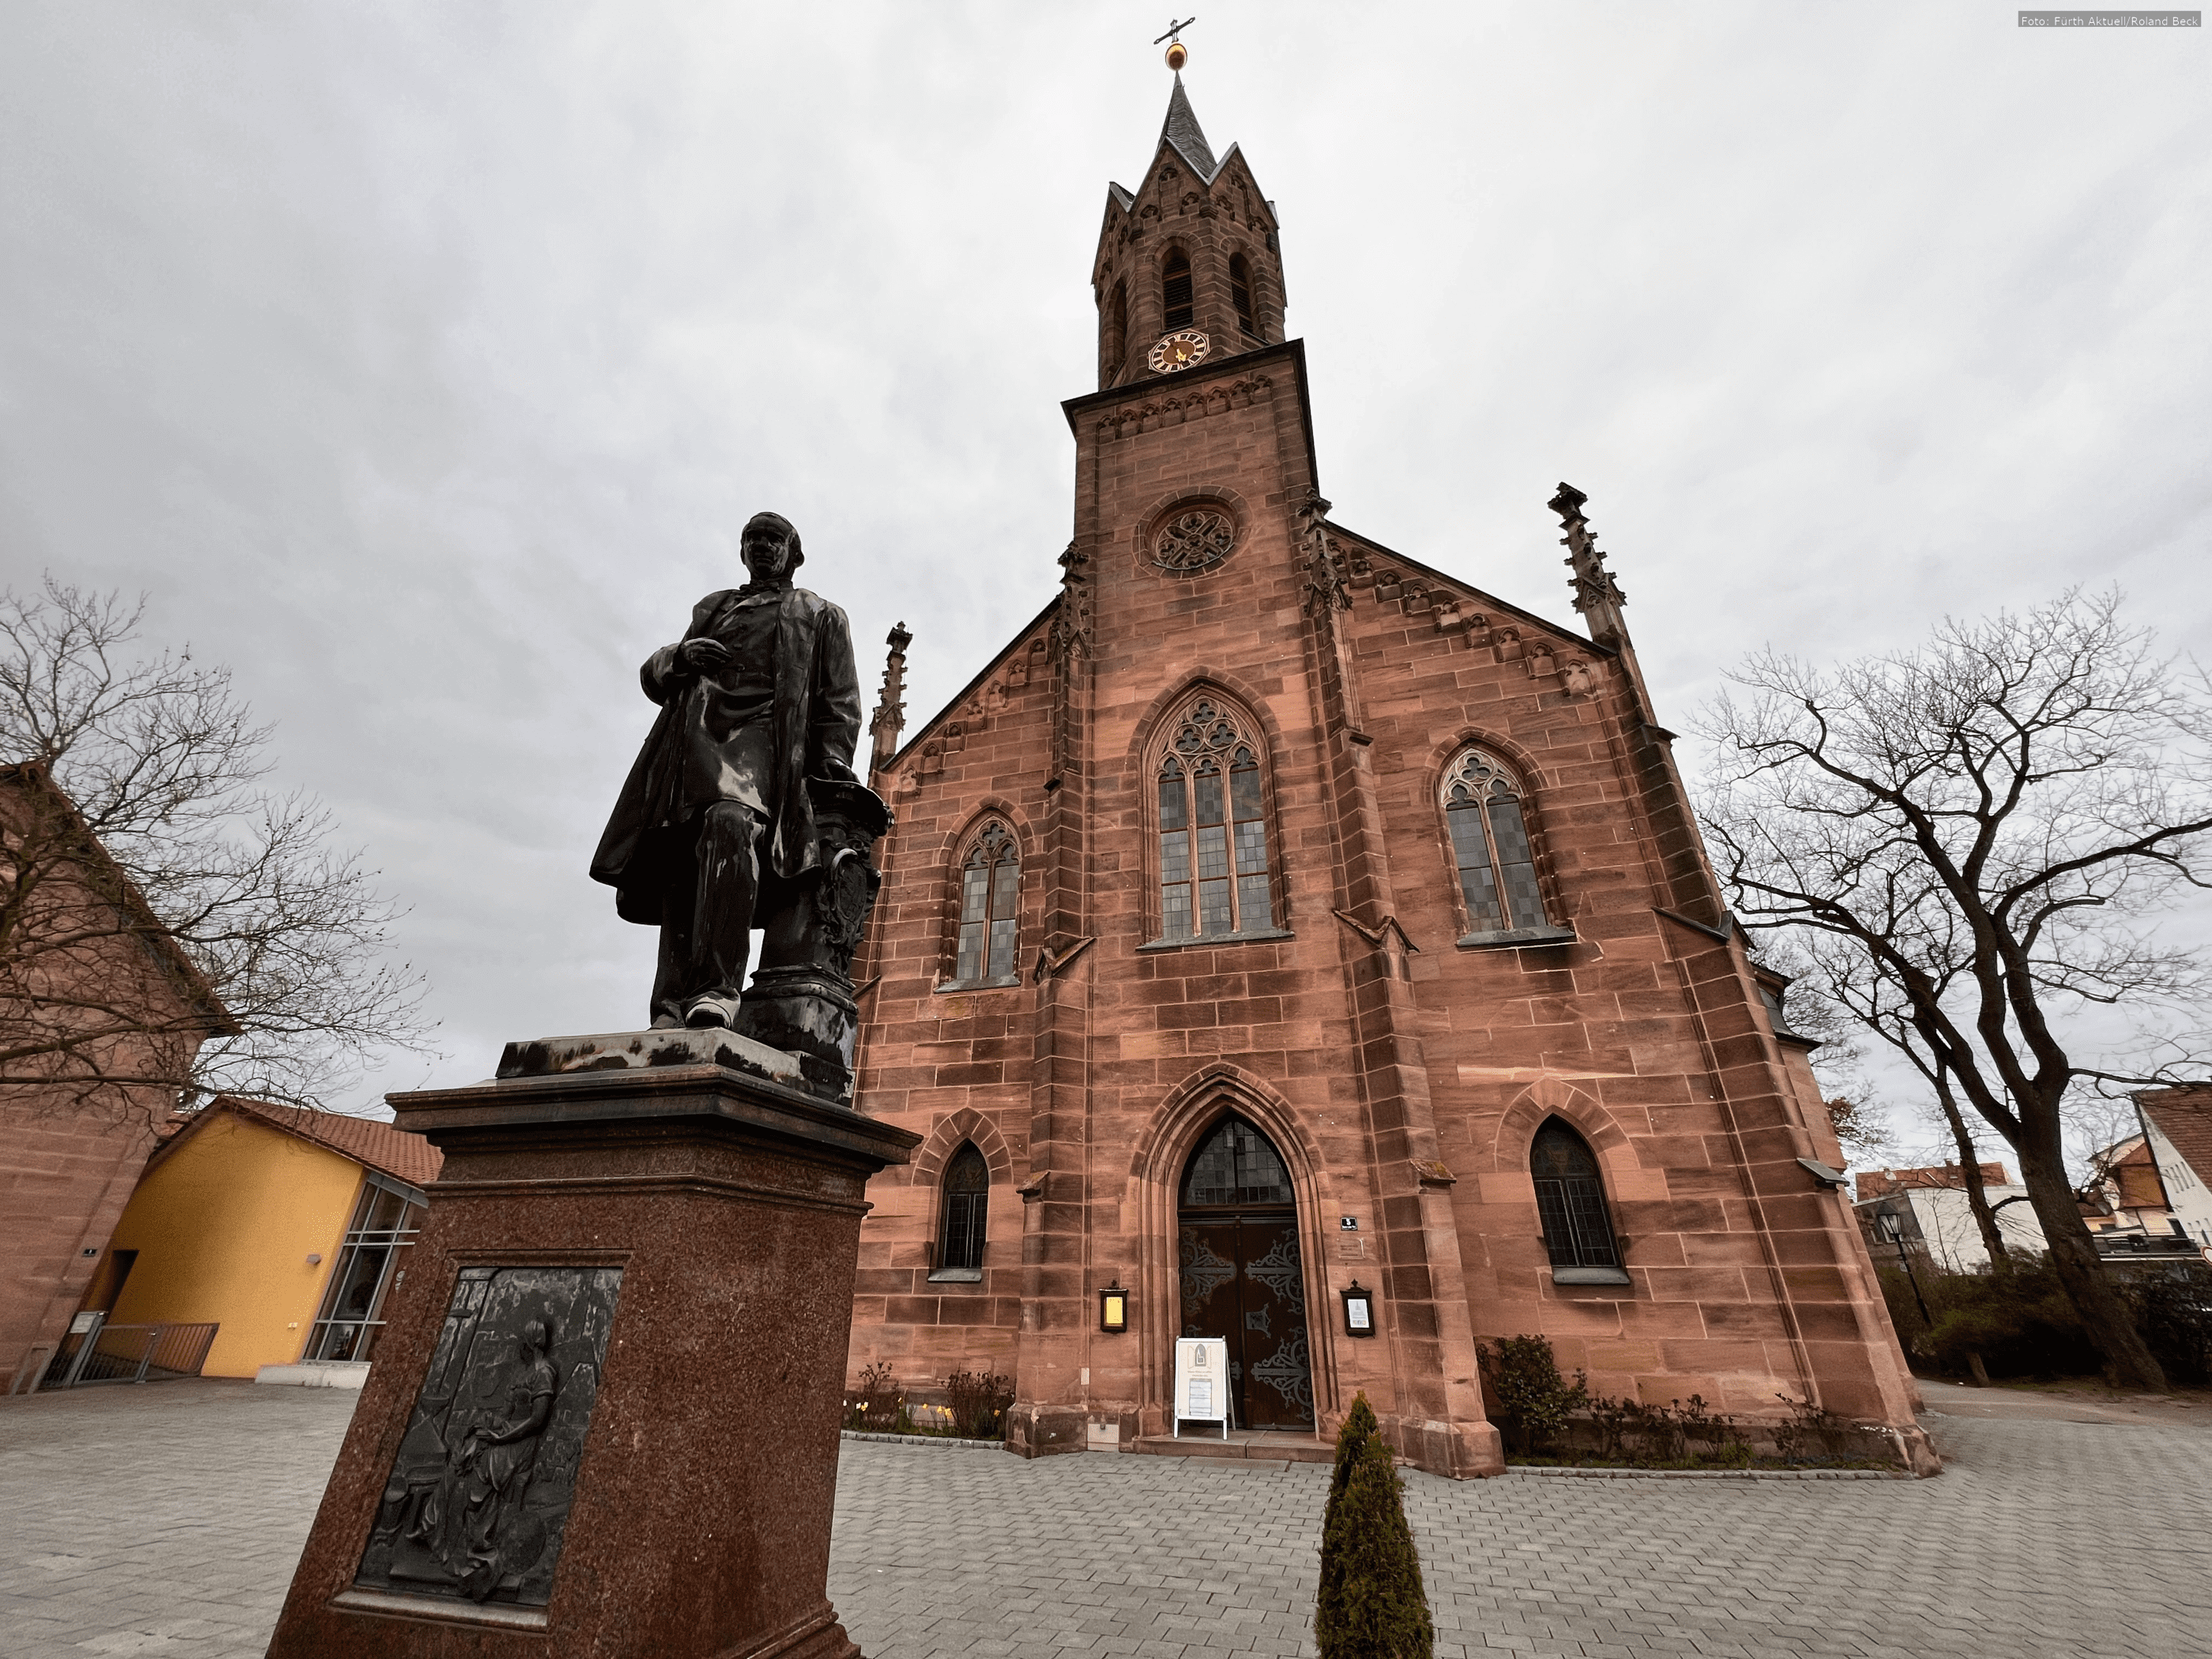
[{"x1": 1148, "y1": 329, "x2": 1211, "y2": 374}]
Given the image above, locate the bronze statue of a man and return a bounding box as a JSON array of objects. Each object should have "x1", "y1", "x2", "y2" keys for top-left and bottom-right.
[{"x1": 591, "y1": 512, "x2": 863, "y2": 1029}]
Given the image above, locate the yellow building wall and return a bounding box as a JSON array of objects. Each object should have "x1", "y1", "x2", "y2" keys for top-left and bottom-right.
[{"x1": 107, "y1": 1113, "x2": 365, "y2": 1378}]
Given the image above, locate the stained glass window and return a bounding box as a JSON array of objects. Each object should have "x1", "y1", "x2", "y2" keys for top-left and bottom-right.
[
  {"x1": 1442, "y1": 748, "x2": 1552, "y2": 934},
  {"x1": 953, "y1": 822, "x2": 1020, "y2": 985},
  {"x1": 1180, "y1": 1114, "x2": 1295, "y2": 1209},
  {"x1": 1157, "y1": 700, "x2": 1273, "y2": 941}
]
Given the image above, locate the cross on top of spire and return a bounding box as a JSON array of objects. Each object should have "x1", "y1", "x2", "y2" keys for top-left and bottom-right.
[{"x1": 1155, "y1": 17, "x2": 1195, "y2": 71}]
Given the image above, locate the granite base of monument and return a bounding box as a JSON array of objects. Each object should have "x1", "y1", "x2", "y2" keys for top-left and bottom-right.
[{"x1": 265, "y1": 1032, "x2": 918, "y2": 1659}]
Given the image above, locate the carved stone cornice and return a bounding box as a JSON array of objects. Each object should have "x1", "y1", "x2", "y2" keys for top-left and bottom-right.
[{"x1": 1091, "y1": 373, "x2": 1274, "y2": 442}]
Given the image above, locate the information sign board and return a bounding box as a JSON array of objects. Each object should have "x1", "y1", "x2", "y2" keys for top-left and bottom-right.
[{"x1": 1172, "y1": 1336, "x2": 1231, "y2": 1437}]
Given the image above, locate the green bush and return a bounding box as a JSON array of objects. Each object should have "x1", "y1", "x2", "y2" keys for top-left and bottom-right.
[
  {"x1": 1477, "y1": 1335, "x2": 1587, "y2": 1456},
  {"x1": 1315, "y1": 1394, "x2": 1434, "y2": 1659},
  {"x1": 2125, "y1": 1264, "x2": 2212, "y2": 1386},
  {"x1": 1877, "y1": 1260, "x2": 2101, "y2": 1379},
  {"x1": 944, "y1": 1369, "x2": 1016, "y2": 1439},
  {"x1": 845, "y1": 1360, "x2": 903, "y2": 1431}
]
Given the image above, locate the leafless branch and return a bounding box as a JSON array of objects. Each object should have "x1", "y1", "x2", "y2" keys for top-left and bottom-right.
[{"x1": 1, "y1": 578, "x2": 436, "y2": 1125}]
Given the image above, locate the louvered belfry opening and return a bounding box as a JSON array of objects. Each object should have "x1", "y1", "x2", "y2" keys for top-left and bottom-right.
[
  {"x1": 939, "y1": 1142, "x2": 989, "y2": 1272},
  {"x1": 1229, "y1": 254, "x2": 1256, "y2": 337},
  {"x1": 1162, "y1": 250, "x2": 1194, "y2": 329},
  {"x1": 1102, "y1": 279, "x2": 1128, "y2": 384},
  {"x1": 1176, "y1": 1113, "x2": 1313, "y2": 1431}
]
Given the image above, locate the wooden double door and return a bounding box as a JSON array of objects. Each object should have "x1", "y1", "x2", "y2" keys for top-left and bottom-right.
[{"x1": 1176, "y1": 1114, "x2": 1314, "y2": 1431}]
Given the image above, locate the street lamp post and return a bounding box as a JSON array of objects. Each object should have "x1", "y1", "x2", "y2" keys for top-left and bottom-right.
[{"x1": 1879, "y1": 1207, "x2": 1933, "y2": 1326}]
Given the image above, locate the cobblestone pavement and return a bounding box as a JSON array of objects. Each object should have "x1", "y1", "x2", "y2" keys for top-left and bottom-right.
[{"x1": 4, "y1": 1379, "x2": 2210, "y2": 1658}]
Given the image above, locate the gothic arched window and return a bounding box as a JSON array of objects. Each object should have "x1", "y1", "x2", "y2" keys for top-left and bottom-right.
[
  {"x1": 1180, "y1": 1114, "x2": 1294, "y2": 1209},
  {"x1": 937, "y1": 1142, "x2": 989, "y2": 1276},
  {"x1": 1163, "y1": 249, "x2": 1194, "y2": 330},
  {"x1": 1531, "y1": 1119, "x2": 1629, "y2": 1285},
  {"x1": 1228, "y1": 253, "x2": 1257, "y2": 337},
  {"x1": 1155, "y1": 698, "x2": 1276, "y2": 942},
  {"x1": 1441, "y1": 748, "x2": 1561, "y2": 941},
  {"x1": 950, "y1": 822, "x2": 1020, "y2": 988}
]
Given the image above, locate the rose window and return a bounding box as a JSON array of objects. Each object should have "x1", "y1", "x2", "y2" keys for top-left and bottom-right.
[{"x1": 1153, "y1": 509, "x2": 1237, "y2": 574}]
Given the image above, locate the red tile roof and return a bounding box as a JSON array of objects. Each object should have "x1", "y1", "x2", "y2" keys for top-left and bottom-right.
[
  {"x1": 158, "y1": 1095, "x2": 442, "y2": 1190},
  {"x1": 2139, "y1": 1085, "x2": 2212, "y2": 1191},
  {"x1": 1856, "y1": 1161, "x2": 2011, "y2": 1200}
]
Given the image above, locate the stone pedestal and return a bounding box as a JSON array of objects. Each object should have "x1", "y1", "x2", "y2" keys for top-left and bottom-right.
[{"x1": 265, "y1": 1036, "x2": 918, "y2": 1659}]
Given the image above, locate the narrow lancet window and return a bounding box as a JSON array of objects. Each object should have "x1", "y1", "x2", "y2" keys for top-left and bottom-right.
[
  {"x1": 1157, "y1": 698, "x2": 1273, "y2": 941},
  {"x1": 1103, "y1": 280, "x2": 1128, "y2": 382},
  {"x1": 1530, "y1": 1119, "x2": 1625, "y2": 1282},
  {"x1": 939, "y1": 1142, "x2": 989, "y2": 1272}
]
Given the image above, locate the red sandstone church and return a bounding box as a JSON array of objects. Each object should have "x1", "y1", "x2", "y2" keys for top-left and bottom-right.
[{"x1": 844, "y1": 74, "x2": 1925, "y2": 1477}]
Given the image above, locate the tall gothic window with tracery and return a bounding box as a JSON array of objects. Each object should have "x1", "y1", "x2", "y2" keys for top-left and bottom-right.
[
  {"x1": 951, "y1": 822, "x2": 1020, "y2": 986},
  {"x1": 1156, "y1": 698, "x2": 1274, "y2": 942},
  {"x1": 1441, "y1": 747, "x2": 1555, "y2": 937}
]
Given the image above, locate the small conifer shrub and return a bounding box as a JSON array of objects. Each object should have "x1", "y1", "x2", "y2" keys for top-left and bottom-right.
[{"x1": 1315, "y1": 1392, "x2": 1435, "y2": 1659}]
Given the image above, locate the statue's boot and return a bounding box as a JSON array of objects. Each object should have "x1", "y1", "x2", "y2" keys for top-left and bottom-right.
[
  {"x1": 685, "y1": 994, "x2": 742, "y2": 1029},
  {"x1": 682, "y1": 801, "x2": 762, "y2": 1031}
]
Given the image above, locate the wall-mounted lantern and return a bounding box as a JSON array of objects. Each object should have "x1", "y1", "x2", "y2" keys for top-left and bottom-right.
[
  {"x1": 1341, "y1": 1280, "x2": 1375, "y2": 1337},
  {"x1": 1099, "y1": 1281, "x2": 1129, "y2": 1334}
]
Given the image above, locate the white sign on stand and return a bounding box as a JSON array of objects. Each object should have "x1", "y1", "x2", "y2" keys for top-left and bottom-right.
[{"x1": 1172, "y1": 1337, "x2": 1232, "y2": 1438}]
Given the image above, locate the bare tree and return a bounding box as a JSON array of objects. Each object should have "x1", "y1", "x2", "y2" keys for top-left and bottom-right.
[
  {"x1": 1697, "y1": 589, "x2": 2212, "y2": 1390},
  {"x1": 1822, "y1": 1095, "x2": 1899, "y2": 1168},
  {"x1": 1, "y1": 580, "x2": 433, "y2": 1123},
  {"x1": 1770, "y1": 934, "x2": 2026, "y2": 1270}
]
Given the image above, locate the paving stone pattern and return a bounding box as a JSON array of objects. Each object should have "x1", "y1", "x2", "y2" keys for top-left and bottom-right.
[{"x1": 5, "y1": 1380, "x2": 2210, "y2": 1658}]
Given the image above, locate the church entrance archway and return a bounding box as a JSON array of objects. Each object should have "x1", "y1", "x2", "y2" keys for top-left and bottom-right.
[{"x1": 1176, "y1": 1112, "x2": 1314, "y2": 1431}]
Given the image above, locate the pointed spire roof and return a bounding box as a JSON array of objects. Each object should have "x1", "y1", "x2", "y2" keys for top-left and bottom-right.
[{"x1": 1160, "y1": 74, "x2": 1221, "y2": 181}]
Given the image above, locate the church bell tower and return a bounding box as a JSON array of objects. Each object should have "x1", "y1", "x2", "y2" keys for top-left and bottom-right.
[{"x1": 1091, "y1": 72, "x2": 1286, "y2": 388}]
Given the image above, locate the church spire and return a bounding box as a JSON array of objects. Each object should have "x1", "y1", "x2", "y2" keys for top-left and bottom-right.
[{"x1": 1160, "y1": 75, "x2": 1219, "y2": 181}]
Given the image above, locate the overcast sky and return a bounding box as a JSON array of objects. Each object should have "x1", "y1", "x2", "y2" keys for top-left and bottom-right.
[{"x1": 3, "y1": 4, "x2": 2206, "y2": 1159}]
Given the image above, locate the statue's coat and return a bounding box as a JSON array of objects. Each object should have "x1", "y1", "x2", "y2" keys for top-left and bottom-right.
[{"x1": 591, "y1": 585, "x2": 863, "y2": 925}]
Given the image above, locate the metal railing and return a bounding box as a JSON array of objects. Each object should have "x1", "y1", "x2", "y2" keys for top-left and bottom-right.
[{"x1": 40, "y1": 1316, "x2": 220, "y2": 1389}]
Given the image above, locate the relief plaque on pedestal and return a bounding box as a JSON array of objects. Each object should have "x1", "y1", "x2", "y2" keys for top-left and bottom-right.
[{"x1": 352, "y1": 1266, "x2": 623, "y2": 1611}]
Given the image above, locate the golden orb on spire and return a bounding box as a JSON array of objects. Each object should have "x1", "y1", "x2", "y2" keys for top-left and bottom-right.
[{"x1": 1164, "y1": 40, "x2": 1187, "y2": 71}]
